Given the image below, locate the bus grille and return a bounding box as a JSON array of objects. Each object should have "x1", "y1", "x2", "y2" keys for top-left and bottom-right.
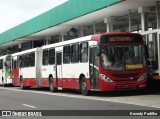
[
  {"x1": 115, "y1": 81, "x2": 137, "y2": 90},
  {"x1": 112, "y1": 73, "x2": 138, "y2": 78}
]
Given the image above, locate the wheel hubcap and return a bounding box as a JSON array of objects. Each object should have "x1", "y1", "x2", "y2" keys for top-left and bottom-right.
[
  {"x1": 82, "y1": 82, "x2": 86, "y2": 91},
  {"x1": 20, "y1": 80, "x2": 22, "y2": 86},
  {"x1": 50, "y1": 83, "x2": 53, "y2": 90}
]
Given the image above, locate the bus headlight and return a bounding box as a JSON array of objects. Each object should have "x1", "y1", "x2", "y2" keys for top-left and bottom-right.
[
  {"x1": 100, "y1": 74, "x2": 113, "y2": 82},
  {"x1": 138, "y1": 73, "x2": 147, "y2": 81}
]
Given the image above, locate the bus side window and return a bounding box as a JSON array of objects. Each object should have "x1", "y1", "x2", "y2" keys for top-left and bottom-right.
[
  {"x1": 0, "y1": 59, "x2": 3, "y2": 69},
  {"x1": 17, "y1": 56, "x2": 20, "y2": 68},
  {"x1": 19, "y1": 56, "x2": 22, "y2": 68},
  {"x1": 30, "y1": 52, "x2": 35, "y2": 67},
  {"x1": 71, "y1": 44, "x2": 79, "y2": 63},
  {"x1": 25, "y1": 53, "x2": 30, "y2": 67},
  {"x1": 43, "y1": 50, "x2": 49, "y2": 65},
  {"x1": 63, "y1": 46, "x2": 70, "y2": 64},
  {"x1": 49, "y1": 48, "x2": 55, "y2": 65},
  {"x1": 20, "y1": 55, "x2": 26, "y2": 68},
  {"x1": 13, "y1": 60, "x2": 17, "y2": 69},
  {"x1": 80, "y1": 42, "x2": 88, "y2": 63}
]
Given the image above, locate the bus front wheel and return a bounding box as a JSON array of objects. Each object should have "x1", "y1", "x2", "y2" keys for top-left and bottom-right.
[{"x1": 81, "y1": 77, "x2": 89, "y2": 96}]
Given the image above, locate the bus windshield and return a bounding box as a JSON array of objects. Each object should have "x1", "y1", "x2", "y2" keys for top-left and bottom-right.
[{"x1": 100, "y1": 45, "x2": 146, "y2": 71}]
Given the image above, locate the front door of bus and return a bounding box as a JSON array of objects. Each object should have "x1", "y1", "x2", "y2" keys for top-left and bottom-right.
[
  {"x1": 55, "y1": 52, "x2": 63, "y2": 87},
  {"x1": 89, "y1": 46, "x2": 99, "y2": 90}
]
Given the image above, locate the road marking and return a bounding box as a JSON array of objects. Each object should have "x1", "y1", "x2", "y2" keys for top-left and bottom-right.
[
  {"x1": 22, "y1": 104, "x2": 36, "y2": 108},
  {"x1": 1, "y1": 87, "x2": 160, "y2": 109}
]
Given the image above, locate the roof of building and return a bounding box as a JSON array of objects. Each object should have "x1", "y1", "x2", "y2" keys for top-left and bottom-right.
[{"x1": 0, "y1": 0, "x2": 122, "y2": 45}]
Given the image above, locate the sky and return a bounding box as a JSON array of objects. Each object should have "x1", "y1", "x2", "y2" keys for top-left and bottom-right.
[{"x1": 0, "y1": 0, "x2": 68, "y2": 33}]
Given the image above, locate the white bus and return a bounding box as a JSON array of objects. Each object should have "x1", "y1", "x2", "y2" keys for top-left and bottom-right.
[
  {"x1": 0, "y1": 55, "x2": 12, "y2": 86},
  {"x1": 12, "y1": 48, "x2": 37, "y2": 88},
  {"x1": 12, "y1": 32, "x2": 147, "y2": 95},
  {"x1": 12, "y1": 36, "x2": 93, "y2": 92}
]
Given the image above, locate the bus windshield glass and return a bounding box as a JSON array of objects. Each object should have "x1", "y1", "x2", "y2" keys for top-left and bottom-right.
[{"x1": 100, "y1": 45, "x2": 146, "y2": 71}]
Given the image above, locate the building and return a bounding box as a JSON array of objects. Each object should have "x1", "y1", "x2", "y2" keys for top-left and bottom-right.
[{"x1": 0, "y1": 0, "x2": 160, "y2": 79}]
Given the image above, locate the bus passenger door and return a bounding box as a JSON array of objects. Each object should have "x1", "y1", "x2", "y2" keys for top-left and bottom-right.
[
  {"x1": 12, "y1": 57, "x2": 20, "y2": 86},
  {"x1": 55, "y1": 51, "x2": 63, "y2": 88},
  {"x1": 89, "y1": 46, "x2": 99, "y2": 90}
]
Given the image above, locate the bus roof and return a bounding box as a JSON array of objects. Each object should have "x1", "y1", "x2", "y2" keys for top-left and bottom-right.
[
  {"x1": 8, "y1": 32, "x2": 143, "y2": 57},
  {"x1": 12, "y1": 48, "x2": 37, "y2": 57},
  {"x1": 42, "y1": 35, "x2": 92, "y2": 49},
  {"x1": 0, "y1": 55, "x2": 7, "y2": 59},
  {"x1": 91, "y1": 32, "x2": 141, "y2": 41}
]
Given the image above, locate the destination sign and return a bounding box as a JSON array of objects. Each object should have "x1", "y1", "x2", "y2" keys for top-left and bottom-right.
[
  {"x1": 100, "y1": 34, "x2": 143, "y2": 44},
  {"x1": 109, "y1": 37, "x2": 133, "y2": 42},
  {"x1": 126, "y1": 64, "x2": 143, "y2": 70}
]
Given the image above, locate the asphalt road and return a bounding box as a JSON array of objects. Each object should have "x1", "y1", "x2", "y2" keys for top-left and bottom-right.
[{"x1": 0, "y1": 86, "x2": 159, "y2": 119}]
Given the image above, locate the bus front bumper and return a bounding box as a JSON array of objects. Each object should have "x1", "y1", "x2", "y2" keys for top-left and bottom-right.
[{"x1": 99, "y1": 79, "x2": 147, "y2": 91}]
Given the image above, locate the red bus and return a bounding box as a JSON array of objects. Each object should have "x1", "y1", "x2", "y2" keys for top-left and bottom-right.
[{"x1": 11, "y1": 32, "x2": 147, "y2": 95}]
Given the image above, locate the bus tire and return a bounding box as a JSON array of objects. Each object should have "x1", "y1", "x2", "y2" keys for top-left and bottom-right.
[
  {"x1": 81, "y1": 76, "x2": 89, "y2": 96},
  {"x1": 49, "y1": 77, "x2": 55, "y2": 92},
  {"x1": 20, "y1": 77, "x2": 26, "y2": 90},
  {"x1": 3, "y1": 84, "x2": 7, "y2": 87},
  {"x1": 2, "y1": 77, "x2": 6, "y2": 87}
]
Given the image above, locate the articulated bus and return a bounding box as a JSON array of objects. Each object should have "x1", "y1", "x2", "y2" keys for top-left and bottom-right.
[
  {"x1": 11, "y1": 32, "x2": 147, "y2": 95},
  {"x1": 0, "y1": 55, "x2": 12, "y2": 86},
  {"x1": 12, "y1": 48, "x2": 37, "y2": 87}
]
